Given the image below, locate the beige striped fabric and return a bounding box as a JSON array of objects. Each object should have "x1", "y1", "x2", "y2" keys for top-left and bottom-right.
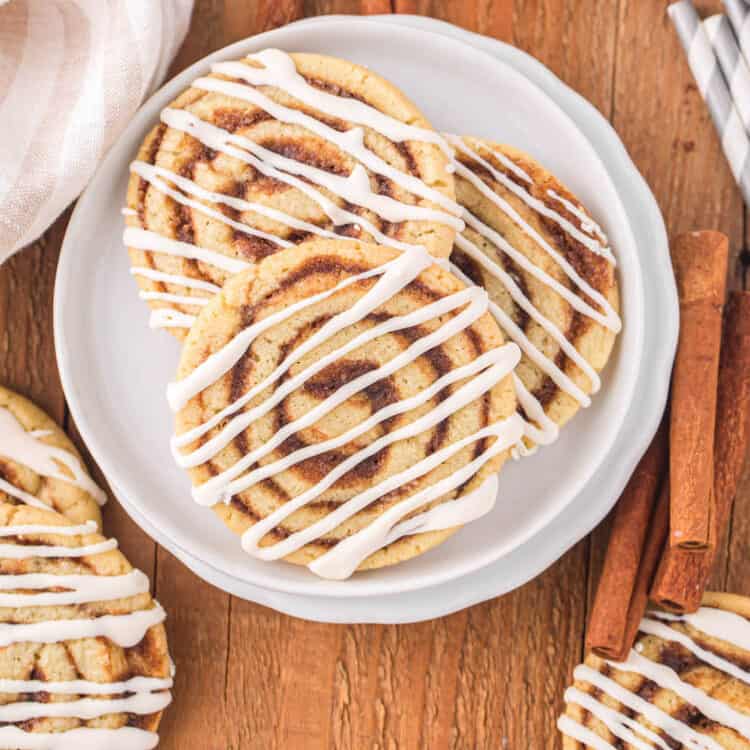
[{"x1": 0, "y1": 0, "x2": 194, "y2": 263}]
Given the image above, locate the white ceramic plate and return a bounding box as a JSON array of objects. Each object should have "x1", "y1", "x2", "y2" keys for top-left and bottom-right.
[
  {"x1": 104, "y1": 15, "x2": 676, "y2": 624},
  {"x1": 56, "y1": 15, "x2": 668, "y2": 604}
]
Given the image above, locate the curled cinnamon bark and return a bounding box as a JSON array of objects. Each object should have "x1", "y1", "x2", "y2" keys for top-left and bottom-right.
[
  {"x1": 669, "y1": 231, "x2": 728, "y2": 549},
  {"x1": 586, "y1": 426, "x2": 668, "y2": 660},
  {"x1": 652, "y1": 291, "x2": 750, "y2": 612}
]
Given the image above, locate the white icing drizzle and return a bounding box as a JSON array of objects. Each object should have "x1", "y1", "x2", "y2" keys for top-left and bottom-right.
[
  {"x1": 0, "y1": 569, "x2": 149, "y2": 608},
  {"x1": 608, "y1": 649, "x2": 750, "y2": 740},
  {"x1": 139, "y1": 290, "x2": 210, "y2": 307},
  {"x1": 640, "y1": 615, "x2": 750, "y2": 685},
  {"x1": 0, "y1": 674, "x2": 172, "y2": 696},
  {"x1": 558, "y1": 714, "x2": 630, "y2": 750},
  {"x1": 448, "y1": 138, "x2": 619, "y2": 325},
  {"x1": 149, "y1": 309, "x2": 196, "y2": 330},
  {"x1": 0, "y1": 691, "x2": 172, "y2": 722},
  {"x1": 165, "y1": 111, "x2": 460, "y2": 229},
  {"x1": 214, "y1": 343, "x2": 518, "y2": 512},
  {"x1": 125, "y1": 227, "x2": 251, "y2": 274},
  {"x1": 446, "y1": 135, "x2": 622, "y2": 438},
  {"x1": 169, "y1": 247, "x2": 524, "y2": 577},
  {"x1": 0, "y1": 604, "x2": 166, "y2": 648},
  {"x1": 547, "y1": 188, "x2": 608, "y2": 243},
  {"x1": 0, "y1": 538, "x2": 117, "y2": 559},
  {"x1": 559, "y1": 607, "x2": 750, "y2": 749},
  {"x1": 179, "y1": 285, "x2": 489, "y2": 479},
  {"x1": 449, "y1": 259, "x2": 570, "y2": 446},
  {"x1": 306, "y1": 422, "x2": 520, "y2": 579},
  {"x1": 132, "y1": 162, "x2": 346, "y2": 242},
  {"x1": 0, "y1": 726, "x2": 160, "y2": 750},
  {"x1": 461, "y1": 208, "x2": 616, "y2": 331},
  {"x1": 562, "y1": 687, "x2": 668, "y2": 750},
  {"x1": 247, "y1": 416, "x2": 522, "y2": 567},
  {"x1": 168, "y1": 250, "x2": 429, "y2": 412},
  {"x1": 130, "y1": 160, "x2": 293, "y2": 248},
  {"x1": 357, "y1": 473, "x2": 499, "y2": 557},
  {"x1": 216, "y1": 50, "x2": 454, "y2": 157},
  {"x1": 656, "y1": 607, "x2": 750, "y2": 652},
  {"x1": 446, "y1": 134, "x2": 616, "y2": 264},
  {"x1": 130, "y1": 266, "x2": 222, "y2": 294},
  {"x1": 0, "y1": 476, "x2": 54, "y2": 511},
  {"x1": 511, "y1": 373, "x2": 559, "y2": 451},
  {"x1": 188, "y1": 348, "x2": 508, "y2": 502},
  {"x1": 455, "y1": 230, "x2": 602, "y2": 396},
  {"x1": 194, "y1": 73, "x2": 462, "y2": 215},
  {"x1": 121, "y1": 207, "x2": 138, "y2": 217},
  {"x1": 0, "y1": 408, "x2": 107, "y2": 505},
  {"x1": 564, "y1": 665, "x2": 724, "y2": 750},
  {"x1": 375, "y1": 474, "x2": 499, "y2": 550},
  {"x1": 487, "y1": 147, "x2": 533, "y2": 184},
  {"x1": 127, "y1": 49, "x2": 465, "y2": 330},
  {"x1": 0, "y1": 520, "x2": 98, "y2": 537},
  {"x1": 159, "y1": 108, "x2": 428, "y2": 253}
]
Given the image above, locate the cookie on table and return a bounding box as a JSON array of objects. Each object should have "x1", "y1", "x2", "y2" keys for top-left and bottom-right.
[
  {"x1": 0, "y1": 500, "x2": 172, "y2": 749},
  {"x1": 0, "y1": 386, "x2": 104, "y2": 529},
  {"x1": 559, "y1": 591, "x2": 750, "y2": 749},
  {"x1": 171, "y1": 238, "x2": 522, "y2": 579},
  {"x1": 447, "y1": 135, "x2": 621, "y2": 446},
  {"x1": 125, "y1": 48, "x2": 461, "y2": 336}
]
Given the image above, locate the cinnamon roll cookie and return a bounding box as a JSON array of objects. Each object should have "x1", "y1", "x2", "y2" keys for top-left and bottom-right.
[
  {"x1": 169, "y1": 239, "x2": 524, "y2": 579},
  {"x1": 447, "y1": 136, "x2": 621, "y2": 448},
  {"x1": 125, "y1": 49, "x2": 461, "y2": 336},
  {"x1": 0, "y1": 501, "x2": 172, "y2": 749},
  {"x1": 559, "y1": 592, "x2": 750, "y2": 749},
  {"x1": 0, "y1": 386, "x2": 104, "y2": 529}
]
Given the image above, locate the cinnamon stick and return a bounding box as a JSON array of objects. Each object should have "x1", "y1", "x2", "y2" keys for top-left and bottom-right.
[
  {"x1": 652, "y1": 291, "x2": 750, "y2": 612},
  {"x1": 586, "y1": 425, "x2": 668, "y2": 660},
  {"x1": 669, "y1": 231, "x2": 728, "y2": 549},
  {"x1": 619, "y1": 485, "x2": 670, "y2": 658}
]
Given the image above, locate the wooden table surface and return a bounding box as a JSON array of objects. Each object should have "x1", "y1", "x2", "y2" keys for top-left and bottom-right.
[{"x1": 3, "y1": 1, "x2": 750, "y2": 747}]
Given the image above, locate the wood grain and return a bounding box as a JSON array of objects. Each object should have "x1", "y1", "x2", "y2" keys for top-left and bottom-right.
[
  {"x1": 0, "y1": 213, "x2": 67, "y2": 420},
  {"x1": 155, "y1": 547, "x2": 232, "y2": 745},
  {"x1": 1, "y1": 2, "x2": 748, "y2": 749}
]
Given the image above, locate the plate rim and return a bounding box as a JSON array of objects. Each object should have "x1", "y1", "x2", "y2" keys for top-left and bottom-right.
[{"x1": 54, "y1": 15, "x2": 673, "y2": 607}]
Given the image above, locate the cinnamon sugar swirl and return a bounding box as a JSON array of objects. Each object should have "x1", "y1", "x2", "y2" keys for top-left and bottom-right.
[
  {"x1": 125, "y1": 49, "x2": 461, "y2": 336},
  {"x1": 169, "y1": 239, "x2": 523, "y2": 578},
  {"x1": 447, "y1": 136, "x2": 620, "y2": 444},
  {"x1": 560, "y1": 592, "x2": 750, "y2": 749}
]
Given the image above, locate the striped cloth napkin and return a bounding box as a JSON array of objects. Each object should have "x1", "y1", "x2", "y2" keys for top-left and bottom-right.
[{"x1": 0, "y1": 0, "x2": 194, "y2": 264}]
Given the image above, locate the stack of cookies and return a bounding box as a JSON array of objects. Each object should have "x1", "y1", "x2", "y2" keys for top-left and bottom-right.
[
  {"x1": 116, "y1": 44, "x2": 750, "y2": 750},
  {"x1": 124, "y1": 48, "x2": 621, "y2": 580},
  {"x1": 0, "y1": 386, "x2": 172, "y2": 749}
]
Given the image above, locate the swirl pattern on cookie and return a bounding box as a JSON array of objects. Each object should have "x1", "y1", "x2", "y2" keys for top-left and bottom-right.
[
  {"x1": 0, "y1": 387, "x2": 104, "y2": 528},
  {"x1": 0, "y1": 499, "x2": 172, "y2": 749},
  {"x1": 446, "y1": 136, "x2": 620, "y2": 442},
  {"x1": 559, "y1": 592, "x2": 750, "y2": 749},
  {"x1": 170, "y1": 239, "x2": 524, "y2": 579},
  {"x1": 125, "y1": 49, "x2": 461, "y2": 336}
]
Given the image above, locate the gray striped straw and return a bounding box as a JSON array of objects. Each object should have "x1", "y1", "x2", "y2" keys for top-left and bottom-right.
[
  {"x1": 705, "y1": 14, "x2": 750, "y2": 131},
  {"x1": 669, "y1": 0, "x2": 750, "y2": 204},
  {"x1": 724, "y1": 0, "x2": 750, "y2": 64}
]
